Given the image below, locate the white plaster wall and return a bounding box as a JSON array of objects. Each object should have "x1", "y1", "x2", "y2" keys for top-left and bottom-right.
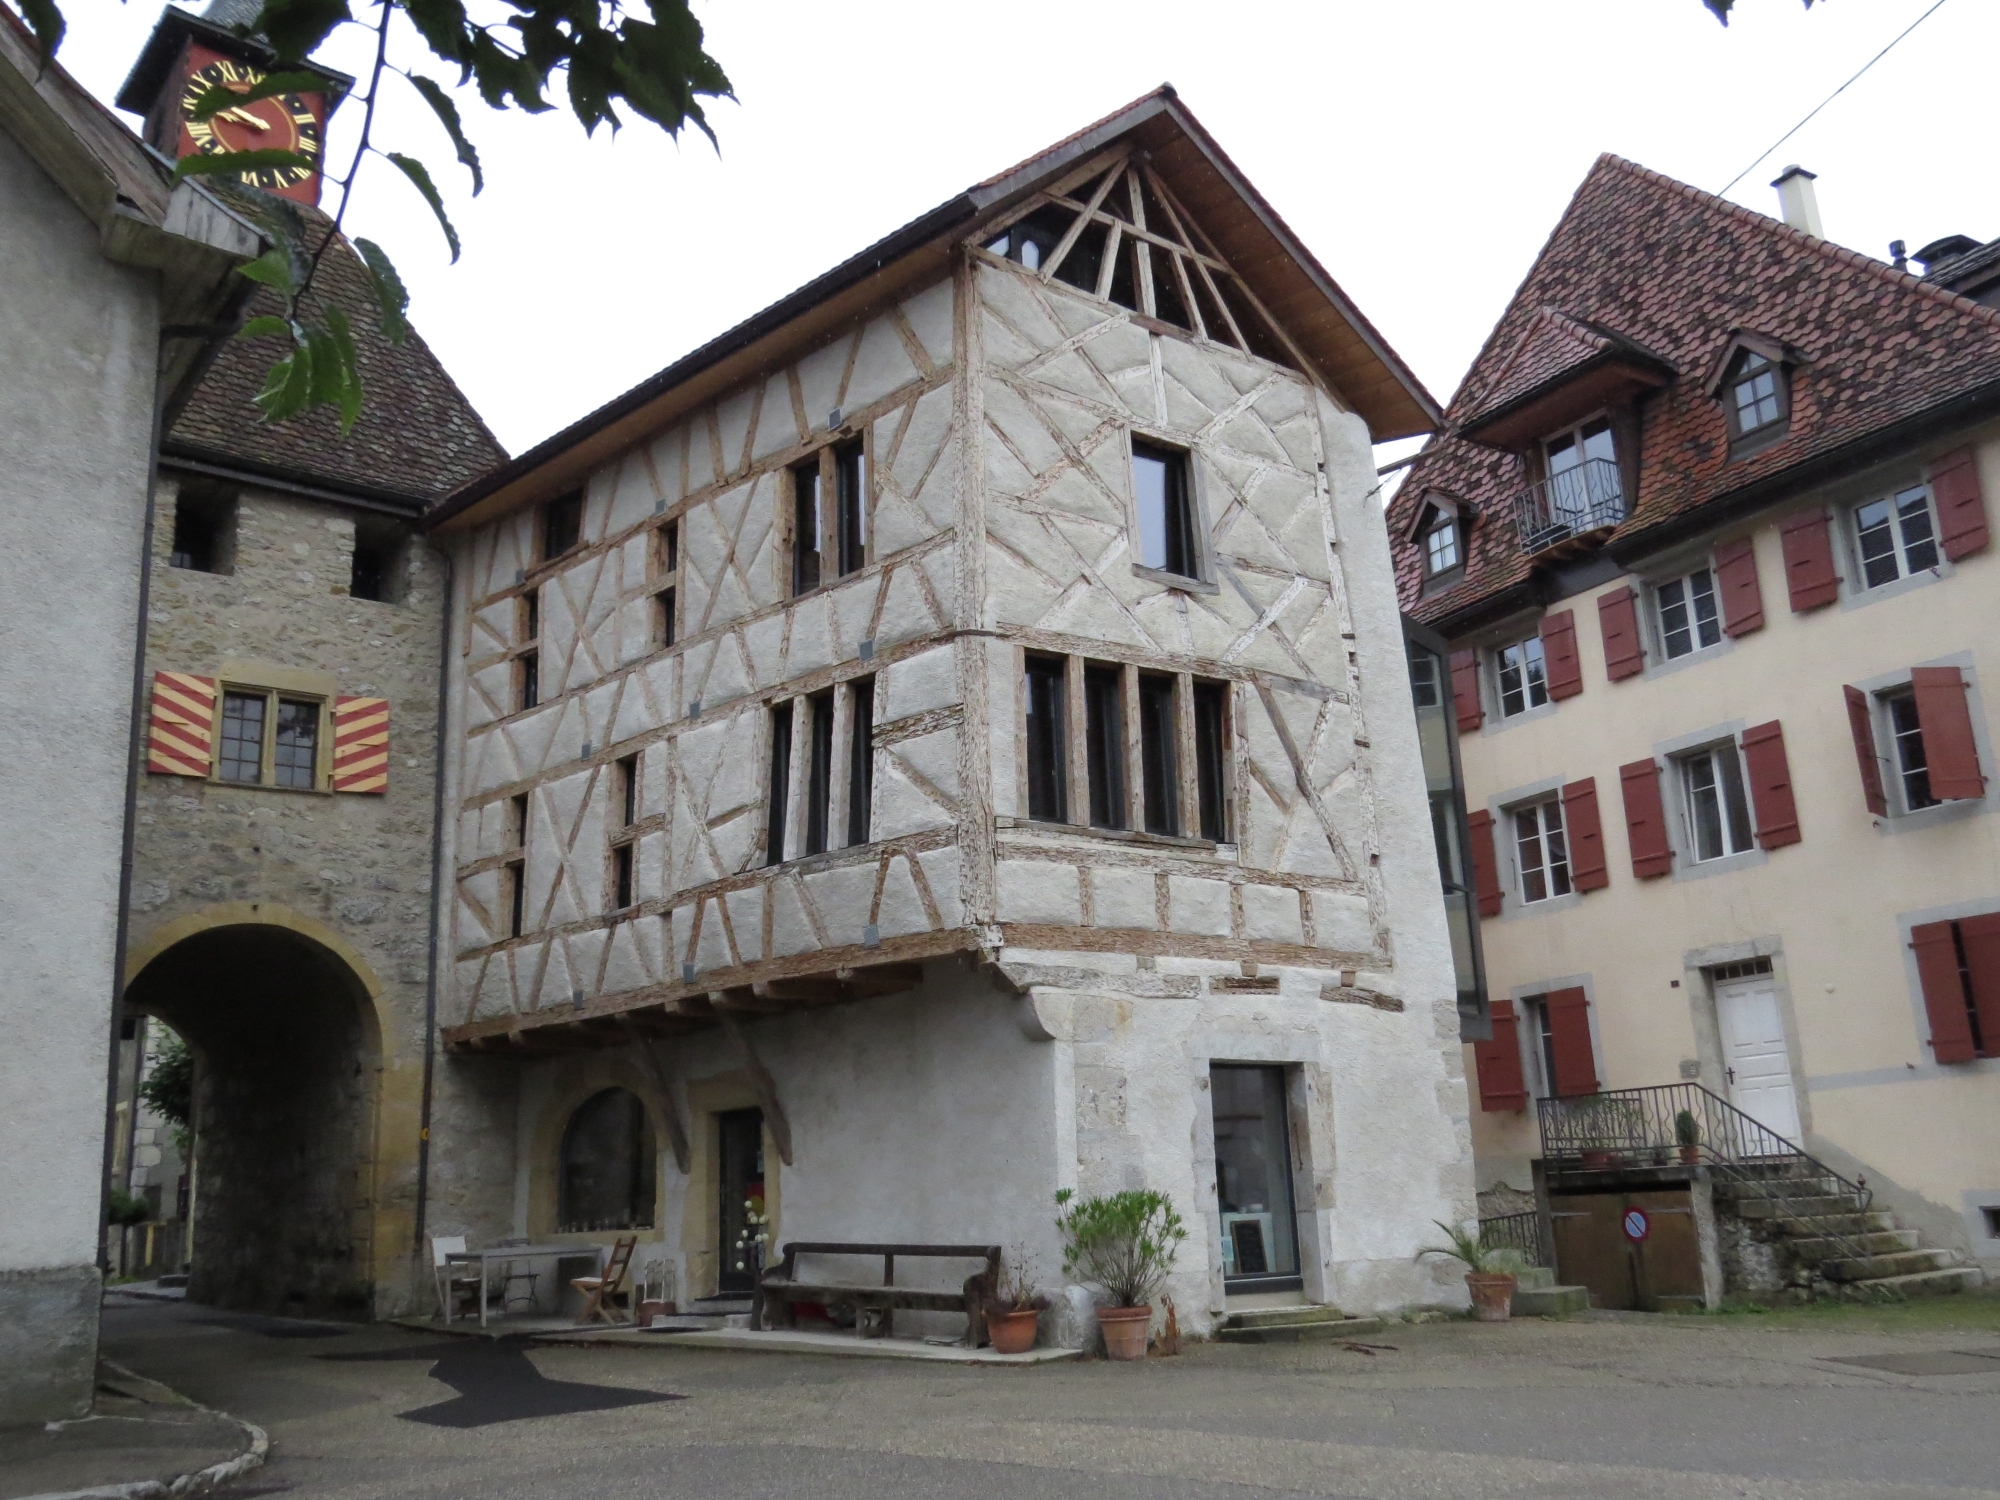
[{"x1": 0, "y1": 128, "x2": 156, "y2": 1275}]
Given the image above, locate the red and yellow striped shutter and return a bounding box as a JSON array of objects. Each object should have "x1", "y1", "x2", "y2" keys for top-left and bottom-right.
[
  {"x1": 331, "y1": 696, "x2": 389, "y2": 793},
  {"x1": 146, "y1": 672, "x2": 216, "y2": 776}
]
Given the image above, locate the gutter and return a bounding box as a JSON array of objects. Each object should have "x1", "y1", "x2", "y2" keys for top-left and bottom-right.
[
  {"x1": 159, "y1": 447, "x2": 431, "y2": 517},
  {"x1": 412, "y1": 548, "x2": 453, "y2": 1256}
]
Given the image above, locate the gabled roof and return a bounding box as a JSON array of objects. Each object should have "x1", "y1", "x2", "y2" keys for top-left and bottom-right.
[
  {"x1": 1390, "y1": 153, "x2": 2000, "y2": 632},
  {"x1": 425, "y1": 86, "x2": 1440, "y2": 535},
  {"x1": 1457, "y1": 307, "x2": 1673, "y2": 444}
]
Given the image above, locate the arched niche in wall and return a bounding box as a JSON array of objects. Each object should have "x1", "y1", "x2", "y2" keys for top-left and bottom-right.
[{"x1": 557, "y1": 1087, "x2": 658, "y2": 1233}]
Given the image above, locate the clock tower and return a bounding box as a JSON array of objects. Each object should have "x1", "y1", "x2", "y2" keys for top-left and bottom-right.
[{"x1": 116, "y1": 0, "x2": 351, "y2": 206}]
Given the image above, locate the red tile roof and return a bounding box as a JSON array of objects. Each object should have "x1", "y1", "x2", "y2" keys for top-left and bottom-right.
[{"x1": 1391, "y1": 154, "x2": 2000, "y2": 630}]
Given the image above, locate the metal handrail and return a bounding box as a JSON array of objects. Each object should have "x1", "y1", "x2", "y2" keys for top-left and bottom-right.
[
  {"x1": 1478, "y1": 1210, "x2": 1547, "y2": 1268},
  {"x1": 1512, "y1": 457, "x2": 1625, "y2": 555}
]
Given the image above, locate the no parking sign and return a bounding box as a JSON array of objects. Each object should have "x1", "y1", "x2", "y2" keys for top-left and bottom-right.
[{"x1": 1622, "y1": 1207, "x2": 1651, "y2": 1244}]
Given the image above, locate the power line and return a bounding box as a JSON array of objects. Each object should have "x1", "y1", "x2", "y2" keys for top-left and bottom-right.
[{"x1": 1719, "y1": 0, "x2": 1952, "y2": 196}]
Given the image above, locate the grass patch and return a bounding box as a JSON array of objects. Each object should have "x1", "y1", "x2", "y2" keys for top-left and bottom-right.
[{"x1": 1686, "y1": 1288, "x2": 2000, "y2": 1334}]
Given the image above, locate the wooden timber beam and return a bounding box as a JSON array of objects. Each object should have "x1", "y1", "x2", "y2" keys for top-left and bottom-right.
[
  {"x1": 619, "y1": 1017, "x2": 693, "y2": 1174},
  {"x1": 716, "y1": 1010, "x2": 794, "y2": 1166}
]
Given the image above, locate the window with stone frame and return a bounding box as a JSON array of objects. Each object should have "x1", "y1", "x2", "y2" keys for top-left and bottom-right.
[
  {"x1": 169, "y1": 483, "x2": 237, "y2": 574},
  {"x1": 1851, "y1": 484, "x2": 1940, "y2": 590},
  {"x1": 216, "y1": 687, "x2": 324, "y2": 789},
  {"x1": 1511, "y1": 796, "x2": 1571, "y2": 904},
  {"x1": 1675, "y1": 741, "x2": 1755, "y2": 862},
  {"x1": 1494, "y1": 635, "x2": 1550, "y2": 718},
  {"x1": 557, "y1": 1088, "x2": 656, "y2": 1232},
  {"x1": 1655, "y1": 566, "x2": 1722, "y2": 659},
  {"x1": 1880, "y1": 687, "x2": 1940, "y2": 812}
]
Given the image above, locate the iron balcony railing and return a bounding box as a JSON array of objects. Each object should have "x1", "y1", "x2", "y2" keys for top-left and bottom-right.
[
  {"x1": 1512, "y1": 456, "x2": 1625, "y2": 555},
  {"x1": 1477, "y1": 1209, "x2": 1548, "y2": 1268}
]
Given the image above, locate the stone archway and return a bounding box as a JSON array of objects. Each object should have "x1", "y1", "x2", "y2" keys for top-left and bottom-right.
[{"x1": 125, "y1": 909, "x2": 385, "y2": 1319}]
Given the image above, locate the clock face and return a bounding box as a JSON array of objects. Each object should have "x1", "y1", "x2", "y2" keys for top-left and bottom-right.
[{"x1": 180, "y1": 58, "x2": 322, "y2": 191}]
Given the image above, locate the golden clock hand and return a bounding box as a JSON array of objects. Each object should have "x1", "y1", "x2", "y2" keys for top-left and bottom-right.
[{"x1": 219, "y1": 106, "x2": 271, "y2": 131}]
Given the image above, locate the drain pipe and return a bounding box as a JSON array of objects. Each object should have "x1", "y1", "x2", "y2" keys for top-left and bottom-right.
[{"x1": 413, "y1": 546, "x2": 454, "y2": 1255}]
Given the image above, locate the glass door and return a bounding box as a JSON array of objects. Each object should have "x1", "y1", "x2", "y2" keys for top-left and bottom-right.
[
  {"x1": 1210, "y1": 1064, "x2": 1300, "y2": 1287},
  {"x1": 716, "y1": 1108, "x2": 765, "y2": 1293}
]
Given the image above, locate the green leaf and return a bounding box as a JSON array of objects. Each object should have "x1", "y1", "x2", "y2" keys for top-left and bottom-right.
[
  {"x1": 242, "y1": 0, "x2": 352, "y2": 62},
  {"x1": 353, "y1": 237, "x2": 410, "y2": 345},
  {"x1": 385, "y1": 151, "x2": 461, "y2": 262},
  {"x1": 406, "y1": 74, "x2": 484, "y2": 194},
  {"x1": 17, "y1": 0, "x2": 65, "y2": 65},
  {"x1": 327, "y1": 308, "x2": 364, "y2": 432},
  {"x1": 171, "y1": 148, "x2": 316, "y2": 183},
  {"x1": 185, "y1": 69, "x2": 326, "y2": 121},
  {"x1": 401, "y1": 0, "x2": 474, "y2": 68},
  {"x1": 236, "y1": 246, "x2": 297, "y2": 291},
  {"x1": 237, "y1": 315, "x2": 292, "y2": 340},
  {"x1": 254, "y1": 342, "x2": 313, "y2": 423}
]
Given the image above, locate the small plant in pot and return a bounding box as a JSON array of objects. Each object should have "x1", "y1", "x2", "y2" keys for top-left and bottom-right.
[
  {"x1": 1415, "y1": 1221, "x2": 1526, "y2": 1322},
  {"x1": 986, "y1": 1250, "x2": 1050, "y2": 1355},
  {"x1": 1055, "y1": 1188, "x2": 1187, "y2": 1361},
  {"x1": 1675, "y1": 1109, "x2": 1702, "y2": 1165}
]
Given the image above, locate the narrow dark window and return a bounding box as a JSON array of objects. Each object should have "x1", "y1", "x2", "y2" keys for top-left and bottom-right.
[
  {"x1": 273, "y1": 699, "x2": 318, "y2": 789},
  {"x1": 350, "y1": 534, "x2": 397, "y2": 602},
  {"x1": 654, "y1": 520, "x2": 677, "y2": 647},
  {"x1": 611, "y1": 843, "x2": 634, "y2": 910},
  {"x1": 791, "y1": 461, "x2": 823, "y2": 595},
  {"x1": 617, "y1": 754, "x2": 639, "y2": 828},
  {"x1": 1193, "y1": 680, "x2": 1229, "y2": 841},
  {"x1": 655, "y1": 588, "x2": 676, "y2": 647},
  {"x1": 169, "y1": 490, "x2": 233, "y2": 573},
  {"x1": 658, "y1": 519, "x2": 679, "y2": 574},
  {"x1": 523, "y1": 590, "x2": 539, "y2": 641},
  {"x1": 1024, "y1": 655, "x2": 1068, "y2": 823},
  {"x1": 218, "y1": 691, "x2": 265, "y2": 782},
  {"x1": 1084, "y1": 664, "x2": 1127, "y2": 829},
  {"x1": 518, "y1": 651, "x2": 540, "y2": 711},
  {"x1": 766, "y1": 701, "x2": 794, "y2": 865},
  {"x1": 506, "y1": 859, "x2": 526, "y2": 937},
  {"x1": 543, "y1": 491, "x2": 583, "y2": 560},
  {"x1": 1138, "y1": 673, "x2": 1179, "y2": 835},
  {"x1": 510, "y1": 793, "x2": 529, "y2": 849},
  {"x1": 804, "y1": 690, "x2": 836, "y2": 856},
  {"x1": 847, "y1": 676, "x2": 875, "y2": 847},
  {"x1": 1132, "y1": 441, "x2": 1198, "y2": 579},
  {"x1": 835, "y1": 438, "x2": 867, "y2": 576}
]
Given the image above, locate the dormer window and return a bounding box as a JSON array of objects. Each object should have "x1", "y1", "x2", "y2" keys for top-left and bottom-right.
[
  {"x1": 1729, "y1": 351, "x2": 1783, "y2": 436},
  {"x1": 1708, "y1": 332, "x2": 1801, "y2": 454},
  {"x1": 1424, "y1": 509, "x2": 1460, "y2": 575}
]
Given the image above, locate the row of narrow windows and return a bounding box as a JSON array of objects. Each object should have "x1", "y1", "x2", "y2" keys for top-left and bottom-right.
[{"x1": 168, "y1": 486, "x2": 405, "y2": 603}]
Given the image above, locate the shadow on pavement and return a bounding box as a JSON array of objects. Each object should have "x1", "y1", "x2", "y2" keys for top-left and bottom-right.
[{"x1": 320, "y1": 1338, "x2": 679, "y2": 1428}]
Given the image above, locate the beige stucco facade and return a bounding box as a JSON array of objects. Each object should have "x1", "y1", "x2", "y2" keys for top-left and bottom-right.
[{"x1": 1458, "y1": 422, "x2": 2000, "y2": 1265}]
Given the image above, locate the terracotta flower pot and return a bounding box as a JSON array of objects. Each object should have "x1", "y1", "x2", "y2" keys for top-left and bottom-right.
[
  {"x1": 1580, "y1": 1148, "x2": 1619, "y2": 1170},
  {"x1": 1465, "y1": 1272, "x2": 1516, "y2": 1322},
  {"x1": 1678, "y1": 1145, "x2": 1700, "y2": 1165},
  {"x1": 988, "y1": 1307, "x2": 1040, "y2": 1354},
  {"x1": 1097, "y1": 1304, "x2": 1152, "y2": 1360}
]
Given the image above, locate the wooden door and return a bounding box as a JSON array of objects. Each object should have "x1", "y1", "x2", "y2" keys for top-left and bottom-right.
[
  {"x1": 716, "y1": 1108, "x2": 765, "y2": 1293},
  {"x1": 1716, "y1": 976, "x2": 1802, "y2": 1146}
]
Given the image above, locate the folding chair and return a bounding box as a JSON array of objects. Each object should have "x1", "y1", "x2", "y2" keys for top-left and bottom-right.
[
  {"x1": 430, "y1": 1235, "x2": 488, "y2": 1322},
  {"x1": 571, "y1": 1236, "x2": 638, "y2": 1324}
]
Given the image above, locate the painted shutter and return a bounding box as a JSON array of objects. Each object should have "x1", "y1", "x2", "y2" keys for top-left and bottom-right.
[
  {"x1": 1911, "y1": 666, "x2": 1985, "y2": 801},
  {"x1": 331, "y1": 696, "x2": 390, "y2": 794},
  {"x1": 1960, "y1": 912, "x2": 2000, "y2": 1059},
  {"x1": 1541, "y1": 609, "x2": 1583, "y2": 700},
  {"x1": 1779, "y1": 510, "x2": 1839, "y2": 611},
  {"x1": 1561, "y1": 777, "x2": 1609, "y2": 891},
  {"x1": 1544, "y1": 986, "x2": 1599, "y2": 1097},
  {"x1": 1473, "y1": 999, "x2": 1528, "y2": 1112},
  {"x1": 1843, "y1": 685, "x2": 1889, "y2": 816},
  {"x1": 146, "y1": 672, "x2": 216, "y2": 777},
  {"x1": 1928, "y1": 448, "x2": 1989, "y2": 562},
  {"x1": 1596, "y1": 587, "x2": 1645, "y2": 681},
  {"x1": 1619, "y1": 757, "x2": 1673, "y2": 878},
  {"x1": 1467, "y1": 808, "x2": 1502, "y2": 918},
  {"x1": 1714, "y1": 536, "x2": 1766, "y2": 636},
  {"x1": 1910, "y1": 919, "x2": 1977, "y2": 1064},
  {"x1": 1741, "y1": 720, "x2": 1801, "y2": 848},
  {"x1": 1450, "y1": 648, "x2": 1484, "y2": 733}
]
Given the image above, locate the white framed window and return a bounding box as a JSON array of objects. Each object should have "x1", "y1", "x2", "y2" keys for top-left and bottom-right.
[
  {"x1": 1676, "y1": 742, "x2": 1754, "y2": 862},
  {"x1": 1852, "y1": 485, "x2": 1939, "y2": 590},
  {"x1": 1423, "y1": 509, "x2": 1460, "y2": 575},
  {"x1": 1727, "y1": 351, "x2": 1784, "y2": 438},
  {"x1": 1655, "y1": 567, "x2": 1722, "y2": 659},
  {"x1": 1512, "y1": 798, "x2": 1571, "y2": 904},
  {"x1": 1881, "y1": 688, "x2": 1940, "y2": 813},
  {"x1": 1495, "y1": 636, "x2": 1549, "y2": 718}
]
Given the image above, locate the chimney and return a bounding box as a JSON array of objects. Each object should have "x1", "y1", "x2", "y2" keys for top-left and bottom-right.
[{"x1": 1772, "y1": 165, "x2": 1823, "y2": 238}]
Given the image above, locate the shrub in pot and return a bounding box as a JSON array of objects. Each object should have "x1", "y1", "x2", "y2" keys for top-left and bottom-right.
[
  {"x1": 1054, "y1": 1188, "x2": 1187, "y2": 1361},
  {"x1": 1416, "y1": 1221, "x2": 1527, "y2": 1322},
  {"x1": 1675, "y1": 1109, "x2": 1701, "y2": 1165},
  {"x1": 986, "y1": 1253, "x2": 1049, "y2": 1354}
]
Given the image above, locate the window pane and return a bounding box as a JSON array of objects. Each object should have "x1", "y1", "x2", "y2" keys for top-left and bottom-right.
[
  {"x1": 1138, "y1": 674, "x2": 1178, "y2": 835},
  {"x1": 1580, "y1": 418, "x2": 1616, "y2": 466},
  {"x1": 543, "y1": 493, "x2": 582, "y2": 558},
  {"x1": 218, "y1": 692, "x2": 264, "y2": 782},
  {"x1": 1498, "y1": 643, "x2": 1524, "y2": 717},
  {"x1": 557, "y1": 1088, "x2": 655, "y2": 1233},
  {"x1": 1546, "y1": 431, "x2": 1579, "y2": 474},
  {"x1": 1425, "y1": 514, "x2": 1459, "y2": 573},
  {"x1": 1542, "y1": 797, "x2": 1570, "y2": 895},
  {"x1": 1515, "y1": 806, "x2": 1548, "y2": 903},
  {"x1": 1209, "y1": 1064, "x2": 1299, "y2": 1280},
  {"x1": 1685, "y1": 752, "x2": 1724, "y2": 861},
  {"x1": 1896, "y1": 487, "x2": 1938, "y2": 574},
  {"x1": 1658, "y1": 577, "x2": 1692, "y2": 658},
  {"x1": 1408, "y1": 646, "x2": 1441, "y2": 709},
  {"x1": 766, "y1": 701, "x2": 793, "y2": 865},
  {"x1": 273, "y1": 699, "x2": 317, "y2": 788},
  {"x1": 1887, "y1": 692, "x2": 1936, "y2": 810},
  {"x1": 1025, "y1": 657, "x2": 1068, "y2": 822},
  {"x1": 1689, "y1": 568, "x2": 1722, "y2": 648},
  {"x1": 1717, "y1": 743, "x2": 1754, "y2": 853},
  {"x1": 1522, "y1": 636, "x2": 1548, "y2": 709},
  {"x1": 791, "y1": 463, "x2": 822, "y2": 595},
  {"x1": 519, "y1": 651, "x2": 539, "y2": 711},
  {"x1": 1193, "y1": 681, "x2": 1228, "y2": 841},
  {"x1": 1135, "y1": 441, "x2": 1197, "y2": 577},
  {"x1": 804, "y1": 692, "x2": 835, "y2": 856},
  {"x1": 1083, "y1": 664, "x2": 1126, "y2": 829},
  {"x1": 1855, "y1": 499, "x2": 1900, "y2": 589},
  {"x1": 847, "y1": 678, "x2": 875, "y2": 847},
  {"x1": 836, "y1": 439, "x2": 867, "y2": 576}
]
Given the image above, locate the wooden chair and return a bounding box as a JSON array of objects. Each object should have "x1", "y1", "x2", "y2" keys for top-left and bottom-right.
[{"x1": 571, "y1": 1236, "x2": 638, "y2": 1324}]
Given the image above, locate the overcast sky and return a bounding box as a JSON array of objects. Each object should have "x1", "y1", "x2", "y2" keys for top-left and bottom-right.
[{"x1": 50, "y1": 0, "x2": 1999, "y2": 460}]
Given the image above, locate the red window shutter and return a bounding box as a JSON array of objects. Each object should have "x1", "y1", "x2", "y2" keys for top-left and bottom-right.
[
  {"x1": 1561, "y1": 777, "x2": 1608, "y2": 891},
  {"x1": 1618, "y1": 758, "x2": 1673, "y2": 878},
  {"x1": 1779, "y1": 510, "x2": 1839, "y2": 611},
  {"x1": 1467, "y1": 808, "x2": 1502, "y2": 918},
  {"x1": 1928, "y1": 448, "x2": 1989, "y2": 562},
  {"x1": 1713, "y1": 536, "x2": 1766, "y2": 636},
  {"x1": 1740, "y1": 720, "x2": 1801, "y2": 849},
  {"x1": 1450, "y1": 648, "x2": 1484, "y2": 733},
  {"x1": 1596, "y1": 587, "x2": 1645, "y2": 681},
  {"x1": 331, "y1": 696, "x2": 390, "y2": 794},
  {"x1": 1544, "y1": 987, "x2": 1599, "y2": 1097},
  {"x1": 146, "y1": 672, "x2": 216, "y2": 777},
  {"x1": 1910, "y1": 919, "x2": 1978, "y2": 1064},
  {"x1": 1959, "y1": 912, "x2": 2000, "y2": 1059},
  {"x1": 1911, "y1": 666, "x2": 1985, "y2": 801},
  {"x1": 1473, "y1": 999, "x2": 1529, "y2": 1112},
  {"x1": 1843, "y1": 685, "x2": 1889, "y2": 816},
  {"x1": 1541, "y1": 609, "x2": 1583, "y2": 700}
]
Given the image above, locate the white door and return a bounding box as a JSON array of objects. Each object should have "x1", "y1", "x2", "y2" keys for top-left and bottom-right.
[{"x1": 1716, "y1": 976, "x2": 1802, "y2": 1147}]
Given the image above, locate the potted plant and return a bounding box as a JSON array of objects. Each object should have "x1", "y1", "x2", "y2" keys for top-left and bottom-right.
[
  {"x1": 1054, "y1": 1188, "x2": 1187, "y2": 1361},
  {"x1": 986, "y1": 1251, "x2": 1049, "y2": 1355},
  {"x1": 1416, "y1": 1221, "x2": 1526, "y2": 1322},
  {"x1": 1675, "y1": 1109, "x2": 1701, "y2": 1165}
]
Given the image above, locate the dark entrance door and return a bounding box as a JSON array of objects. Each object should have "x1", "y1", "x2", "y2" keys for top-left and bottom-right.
[
  {"x1": 716, "y1": 1108, "x2": 765, "y2": 1293},
  {"x1": 1210, "y1": 1064, "x2": 1300, "y2": 1288}
]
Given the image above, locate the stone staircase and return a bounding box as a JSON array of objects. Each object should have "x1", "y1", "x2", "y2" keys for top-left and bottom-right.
[
  {"x1": 1509, "y1": 1264, "x2": 1589, "y2": 1317},
  {"x1": 1212, "y1": 1304, "x2": 1385, "y2": 1344},
  {"x1": 1717, "y1": 1172, "x2": 1984, "y2": 1303}
]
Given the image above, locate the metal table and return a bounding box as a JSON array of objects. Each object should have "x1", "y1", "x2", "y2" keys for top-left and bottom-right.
[{"x1": 444, "y1": 1244, "x2": 602, "y2": 1327}]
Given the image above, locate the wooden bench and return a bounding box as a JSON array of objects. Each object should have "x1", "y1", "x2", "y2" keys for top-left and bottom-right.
[{"x1": 759, "y1": 1242, "x2": 1001, "y2": 1346}]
